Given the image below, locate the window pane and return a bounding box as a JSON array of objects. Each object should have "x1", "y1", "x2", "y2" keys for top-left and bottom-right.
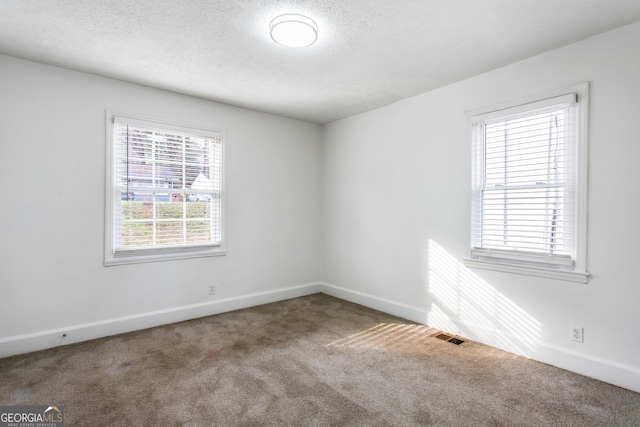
[
  {"x1": 187, "y1": 220, "x2": 211, "y2": 243},
  {"x1": 481, "y1": 187, "x2": 569, "y2": 254},
  {"x1": 186, "y1": 199, "x2": 211, "y2": 218},
  {"x1": 157, "y1": 202, "x2": 183, "y2": 219},
  {"x1": 111, "y1": 118, "x2": 223, "y2": 255},
  {"x1": 485, "y1": 110, "x2": 567, "y2": 188},
  {"x1": 156, "y1": 221, "x2": 184, "y2": 245},
  {"x1": 121, "y1": 221, "x2": 154, "y2": 247},
  {"x1": 121, "y1": 201, "x2": 152, "y2": 220}
]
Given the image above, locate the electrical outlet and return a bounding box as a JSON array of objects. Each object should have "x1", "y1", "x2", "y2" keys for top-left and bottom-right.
[
  {"x1": 208, "y1": 284, "x2": 216, "y2": 295},
  {"x1": 571, "y1": 326, "x2": 584, "y2": 343}
]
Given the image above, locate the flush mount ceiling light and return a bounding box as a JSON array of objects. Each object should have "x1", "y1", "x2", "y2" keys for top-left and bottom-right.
[{"x1": 270, "y1": 14, "x2": 318, "y2": 48}]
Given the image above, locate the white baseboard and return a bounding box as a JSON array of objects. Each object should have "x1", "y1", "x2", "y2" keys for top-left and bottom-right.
[
  {"x1": 319, "y1": 282, "x2": 640, "y2": 393},
  {"x1": 3, "y1": 280, "x2": 639, "y2": 394},
  {"x1": 320, "y1": 282, "x2": 431, "y2": 324},
  {"x1": 0, "y1": 282, "x2": 322, "y2": 358},
  {"x1": 532, "y1": 341, "x2": 640, "y2": 394}
]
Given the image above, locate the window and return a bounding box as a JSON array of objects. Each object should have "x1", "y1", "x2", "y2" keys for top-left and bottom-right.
[
  {"x1": 464, "y1": 83, "x2": 589, "y2": 283},
  {"x1": 105, "y1": 112, "x2": 224, "y2": 265}
]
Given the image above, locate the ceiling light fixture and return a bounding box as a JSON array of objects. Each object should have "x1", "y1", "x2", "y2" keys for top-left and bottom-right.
[{"x1": 270, "y1": 14, "x2": 318, "y2": 48}]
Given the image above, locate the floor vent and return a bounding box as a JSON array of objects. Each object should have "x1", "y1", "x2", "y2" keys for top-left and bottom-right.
[{"x1": 433, "y1": 332, "x2": 466, "y2": 345}]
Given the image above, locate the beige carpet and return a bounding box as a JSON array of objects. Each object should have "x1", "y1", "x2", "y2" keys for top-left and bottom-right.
[{"x1": 1, "y1": 294, "x2": 639, "y2": 426}]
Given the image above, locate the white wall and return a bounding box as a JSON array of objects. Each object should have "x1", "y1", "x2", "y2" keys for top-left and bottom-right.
[
  {"x1": 0, "y1": 55, "x2": 322, "y2": 355},
  {"x1": 2, "y1": 22, "x2": 640, "y2": 393},
  {"x1": 322, "y1": 22, "x2": 640, "y2": 392}
]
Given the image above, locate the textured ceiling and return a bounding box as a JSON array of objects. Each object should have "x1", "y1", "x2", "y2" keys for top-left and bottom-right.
[{"x1": 1, "y1": 1, "x2": 640, "y2": 124}]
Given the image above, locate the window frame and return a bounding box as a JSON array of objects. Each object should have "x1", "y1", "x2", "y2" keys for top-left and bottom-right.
[
  {"x1": 104, "y1": 110, "x2": 226, "y2": 266},
  {"x1": 463, "y1": 83, "x2": 589, "y2": 283}
]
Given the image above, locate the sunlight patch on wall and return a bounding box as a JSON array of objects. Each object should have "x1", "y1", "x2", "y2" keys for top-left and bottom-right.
[
  {"x1": 427, "y1": 239, "x2": 542, "y2": 354},
  {"x1": 425, "y1": 304, "x2": 459, "y2": 335}
]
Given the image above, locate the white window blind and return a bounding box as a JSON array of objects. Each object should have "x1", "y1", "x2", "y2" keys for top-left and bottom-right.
[
  {"x1": 105, "y1": 113, "x2": 224, "y2": 265},
  {"x1": 470, "y1": 93, "x2": 581, "y2": 271}
]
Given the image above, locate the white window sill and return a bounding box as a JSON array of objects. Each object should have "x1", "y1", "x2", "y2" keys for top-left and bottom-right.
[
  {"x1": 463, "y1": 258, "x2": 589, "y2": 284},
  {"x1": 104, "y1": 247, "x2": 226, "y2": 266}
]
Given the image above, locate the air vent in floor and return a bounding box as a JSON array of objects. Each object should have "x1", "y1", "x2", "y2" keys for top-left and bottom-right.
[{"x1": 433, "y1": 332, "x2": 465, "y2": 345}]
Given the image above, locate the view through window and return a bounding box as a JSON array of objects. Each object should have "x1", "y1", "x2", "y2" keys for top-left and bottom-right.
[{"x1": 105, "y1": 113, "x2": 224, "y2": 265}]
